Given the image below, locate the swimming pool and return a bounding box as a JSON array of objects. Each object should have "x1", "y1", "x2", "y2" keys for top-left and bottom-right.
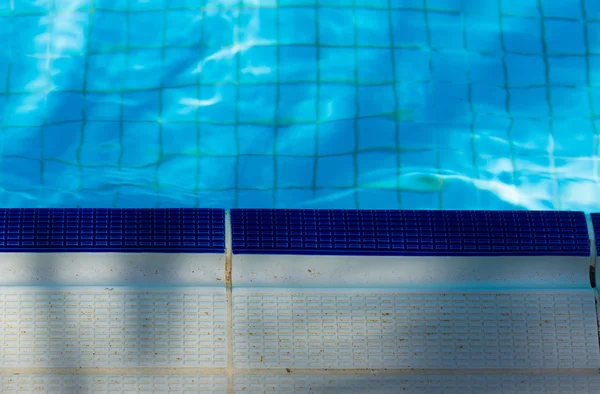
[{"x1": 1, "y1": 0, "x2": 599, "y2": 211}]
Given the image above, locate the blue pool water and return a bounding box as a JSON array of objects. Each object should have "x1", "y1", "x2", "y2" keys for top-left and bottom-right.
[{"x1": 1, "y1": 0, "x2": 600, "y2": 211}]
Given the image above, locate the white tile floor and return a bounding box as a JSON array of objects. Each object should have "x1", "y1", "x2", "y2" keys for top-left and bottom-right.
[{"x1": 0, "y1": 247, "x2": 599, "y2": 393}]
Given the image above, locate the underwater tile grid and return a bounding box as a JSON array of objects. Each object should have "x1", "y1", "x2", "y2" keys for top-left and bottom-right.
[{"x1": 1, "y1": 0, "x2": 600, "y2": 210}]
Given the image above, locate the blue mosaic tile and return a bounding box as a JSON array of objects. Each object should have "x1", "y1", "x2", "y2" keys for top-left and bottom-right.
[
  {"x1": 0, "y1": 208, "x2": 225, "y2": 253},
  {"x1": 231, "y1": 209, "x2": 590, "y2": 256}
]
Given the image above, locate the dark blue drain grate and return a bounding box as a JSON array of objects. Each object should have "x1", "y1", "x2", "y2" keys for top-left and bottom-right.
[
  {"x1": 231, "y1": 209, "x2": 590, "y2": 256},
  {"x1": 0, "y1": 208, "x2": 225, "y2": 253}
]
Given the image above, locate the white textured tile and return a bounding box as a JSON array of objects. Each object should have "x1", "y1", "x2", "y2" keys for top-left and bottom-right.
[
  {"x1": 232, "y1": 289, "x2": 600, "y2": 369},
  {"x1": 0, "y1": 288, "x2": 227, "y2": 367}
]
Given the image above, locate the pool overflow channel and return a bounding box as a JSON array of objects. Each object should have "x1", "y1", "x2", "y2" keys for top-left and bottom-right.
[{"x1": 0, "y1": 208, "x2": 600, "y2": 393}]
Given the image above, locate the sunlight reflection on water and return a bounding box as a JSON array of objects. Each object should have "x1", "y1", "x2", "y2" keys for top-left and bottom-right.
[{"x1": 1, "y1": 0, "x2": 599, "y2": 210}]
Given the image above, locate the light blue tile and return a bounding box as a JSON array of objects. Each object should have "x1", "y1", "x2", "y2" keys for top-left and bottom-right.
[
  {"x1": 502, "y1": 16, "x2": 543, "y2": 55},
  {"x1": 237, "y1": 190, "x2": 275, "y2": 209},
  {"x1": 202, "y1": 11, "x2": 236, "y2": 47},
  {"x1": 115, "y1": 186, "x2": 159, "y2": 208},
  {"x1": 357, "y1": 48, "x2": 394, "y2": 84},
  {"x1": 278, "y1": 84, "x2": 317, "y2": 123},
  {"x1": 197, "y1": 85, "x2": 236, "y2": 123},
  {"x1": 472, "y1": 115, "x2": 512, "y2": 158},
  {"x1": 356, "y1": 9, "x2": 390, "y2": 46},
  {"x1": 509, "y1": 118, "x2": 551, "y2": 155},
  {"x1": 319, "y1": 47, "x2": 355, "y2": 82},
  {"x1": 0, "y1": 157, "x2": 41, "y2": 191},
  {"x1": 238, "y1": 84, "x2": 277, "y2": 123},
  {"x1": 120, "y1": 122, "x2": 161, "y2": 167},
  {"x1": 550, "y1": 87, "x2": 590, "y2": 117},
  {"x1": 428, "y1": 12, "x2": 464, "y2": 50},
  {"x1": 237, "y1": 126, "x2": 274, "y2": 155},
  {"x1": 588, "y1": 22, "x2": 600, "y2": 54},
  {"x1": 279, "y1": 0, "x2": 315, "y2": 5},
  {"x1": 592, "y1": 88, "x2": 600, "y2": 115},
  {"x1": 358, "y1": 85, "x2": 395, "y2": 117},
  {"x1": 237, "y1": 156, "x2": 275, "y2": 189},
  {"x1": 356, "y1": 0, "x2": 387, "y2": 6},
  {"x1": 318, "y1": 84, "x2": 357, "y2": 122},
  {"x1": 156, "y1": 154, "x2": 197, "y2": 189},
  {"x1": 464, "y1": 16, "x2": 502, "y2": 52},
  {"x1": 79, "y1": 122, "x2": 121, "y2": 166},
  {"x1": 542, "y1": 0, "x2": 581, "y2": 18},
  {"x1": 318, "y1": 119, "x2": 356, "y2": 155},
  {"x1": 318, "y1": 7, "x2": 355, "y2": 46},
  {"x1": 438, "y1": 149, "x2": 475, "y2": 178},
  {"x1": 548, "y1": 57, "x2": 588, "y2": 86},
  {"x1": 95, "y1": 0, "x2": 128, "y2": 10},
  {"x1": 14, "y1": 0, "x2": 51, "y2": 12},
  {"x1": 468, "y1": 54, "x2": 504, "y2": 86},
  {"x1": 161, "y1": 86, "x2": 199, "y2": 122},
  {"x1": 428, "y1": 0, "x2": 462, "y2": 11},
  {"x1": 553, "y1": 118, "x2": 594, "y2": 157},
  {"x1": 86, "y1": 53, "x2": 126, "y2": 91},
  {"x1": 399, "y1": 191, "x2": 439, "y2": 210},
  {"x1": 129, "y1": 0, "x2": 166, "y2": 10},
  {"x1": 54, "y1": 0, "x2": 92, "y2": 10},
  {"x1": 545, "y1": 20, "x2": 586, "y2": 55},
  {"x1": 276, "y1": 124, "x2": 317, "y2": 156},
  {"x1": 505, "y1": 54, "x2": 545, "y2": 87},
  {"x1": 394, "y1": 49, "x2": 431, "y2": 81},
  {"x1": 279, "y1": 46, "x2": 317, "y2": 83},
  {"x1": 312, "y1": 188, "x2": 357, "y2": 209},
  {"x1": 239, "y1": 46, "x2": 278, "y2": 84},
  {"x1": 442, "y1": 179, "x2": 482, "y2": 210},
  {"x1": 122, "y1": 91, "x2": 160, "y2": 121},
  {"x1": 275, "y1": 189, "x2": 314, "y2": 208},
  {"x1": 429, "y1": 82, "x2": 470, "y2": 124},
  {"x1": 391, "y1": 10, "x2": 428, "y2": 47},
  {"x1": 276, "y1": 157, "x2": 314, "y2": 188},
  {"x1": 239, "y1": 8, "x2": 277, "y2": 42},
  {"x1": 43, "y1": 123, "x2": 81, "y2": 162},
  {"x1": 124, "y1": 49, "x2": 163, "y2": 90},
  {"x1": 389, "y1": 0, "x2": 423, "y2": 7},
  {"x1": 197, "y1": 156, "x2": 237, "y2": 189},
  {"x1": 51, "y1": 56, "x2": 85, "y2": 91},
  {"x1": 587, "y1": 0, "x2": 600, "y2": 18},
  {"x1": 357, "y1": 150, "x2": 397, "y2": 186},
  {"x1": 471, "y1": 84, "x2": 506, "y2": 114},
  {"x1": 0, "y1": 18, "x2": 9, "y2": 51},
  {"x1": 2, "y1": 126, "x2": 41, "y2": 157},
  {"x1": 279, "y1": 7, "x2": 317, "y2": 45},
  {"x1": 85, "y1": 93, "x2": 122, "y2": 121},
  {"x1": 509, "y1": 87, "x2": 549, "y2": 117},
  {"x1": 398, "y1": 122, "x2": 437, "y2": 149},
  {"x1": 164, "y1": 47, "x2": 205, "y2": 86},
  {"x1": 432, "y1": 52, "x2": 467, "y2": 83},
  {"x1": 400, "y1": 149, "x2": 438, "y2": 170},
  {"x1": 89, "y1": 11, "x2": 127, "y2": 51},
  {"x1": 42, "y1": 161, "x2": 81, "y2": 191},
  {"x1": 46, "y1": 93, "x2": 84, "y2": 123},
  {"x1": 357, "y1": 189, "x2": 399, "y2": 210},
  {"x1": 13, "y1": 16, "x2": 48, "y2": 55},
  {"x1": 165, "y1": 10, "x2": 203, "y2": 46},
  {"x1": 436, "y1": 124, "x2": 474, "y2": 155},
  {"x1": 161, "y1": 123, "x2": 198, "y2": 155},
  {"x1": 318, "y1": 0, "x2": 353, "y2": 7},
  {"x1": 198, "y1": 124, "x2": 236, "y2": 155},
  {"x1": 9, "y1": 54, "x2": 41, "y2": 92},
  {"x1": 3, "y1": 93, "x2": 46, "y2": 126},
  {"x1": 591, "y1": 56, "x2": 600, "y2": 85},
  {"x1": 316, "y1": 155, "x2": 355, "y2": 188},
  {"x1": 501, "y1": 0, "x2": 539, "y2": 17}
]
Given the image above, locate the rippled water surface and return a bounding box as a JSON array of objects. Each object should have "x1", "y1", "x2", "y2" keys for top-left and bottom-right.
[{"x1": 1, "y1": 0, "x2": 600, "y2": 210}]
